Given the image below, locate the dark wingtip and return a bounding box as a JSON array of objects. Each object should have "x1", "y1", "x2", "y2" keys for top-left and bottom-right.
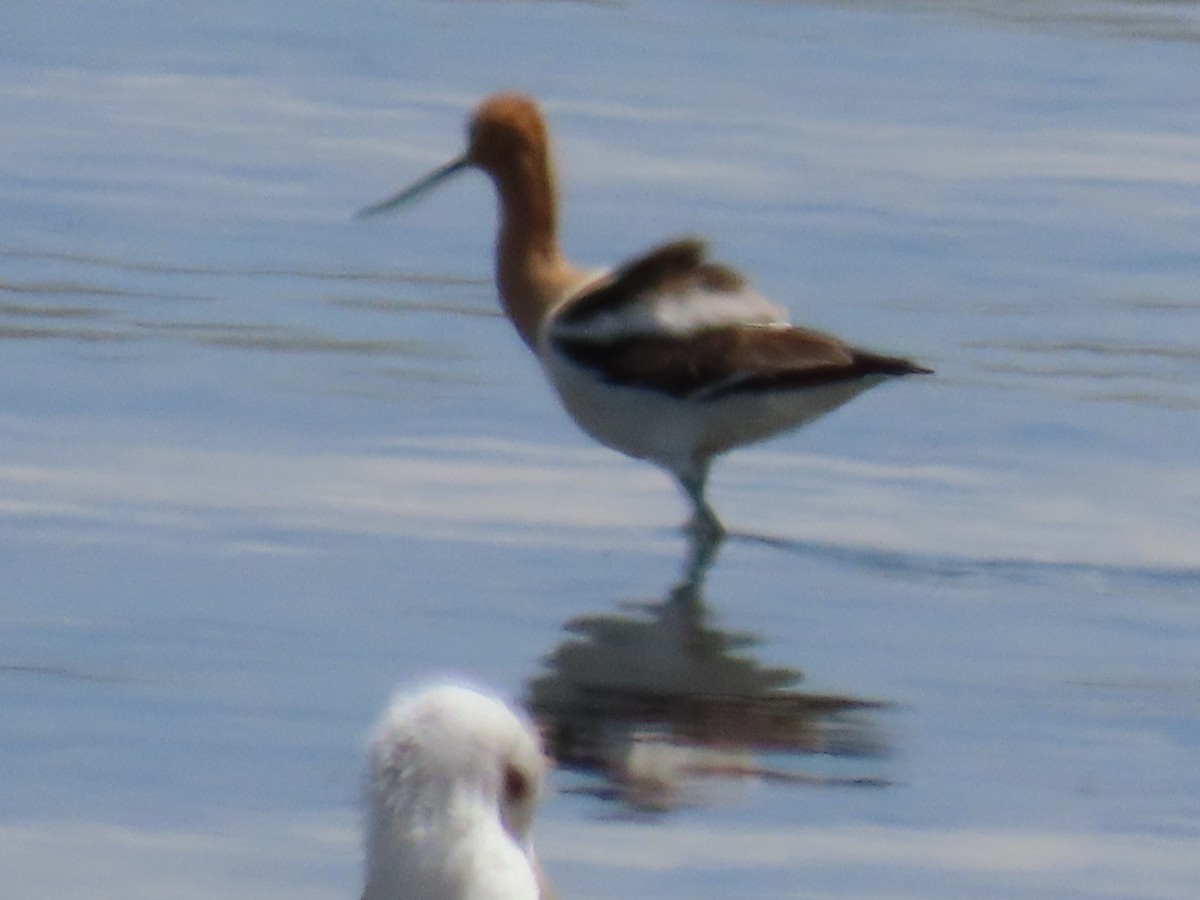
[{"x1": 855, "y1": 351, "x2": 934, "y2": 377}]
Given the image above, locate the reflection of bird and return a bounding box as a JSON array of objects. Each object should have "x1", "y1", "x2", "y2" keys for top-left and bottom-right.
[
  {"x1": 360, "y1": 92, "x2": 932, "y2": 537},
  {"x1": 528, "y1": 535, "x2": 890, "y2": 813},
  {"x1": 362, "y1": 684, "x2": 552, "y2": 900}
]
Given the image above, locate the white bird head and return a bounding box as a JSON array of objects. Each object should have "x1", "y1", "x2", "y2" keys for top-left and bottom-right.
[{"x1": 362, "y1": 684, "x2": 551, "y2": 900}]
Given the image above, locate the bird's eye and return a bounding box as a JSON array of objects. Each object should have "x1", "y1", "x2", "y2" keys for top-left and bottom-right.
[{"x1": 503, "y1": 763, "x2": 529, "y2": 804}]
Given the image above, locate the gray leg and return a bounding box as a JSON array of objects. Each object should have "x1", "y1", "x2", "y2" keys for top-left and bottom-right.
[{"x1": 678, "y1": 464, "x2": 724, "y2": 542}]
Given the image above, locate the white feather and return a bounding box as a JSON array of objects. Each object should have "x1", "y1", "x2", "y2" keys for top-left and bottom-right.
[
  {"x1": 361, "y1": 684, "x2": 548, "y2": 900},
  {"x1": 551, "y1": 281, "x2": 788, "y2": 343}
]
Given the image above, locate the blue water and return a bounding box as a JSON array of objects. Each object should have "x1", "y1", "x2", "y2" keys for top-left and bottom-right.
[{"x1": 2, "y1": 1, "x2": 1199, "y2": 898}]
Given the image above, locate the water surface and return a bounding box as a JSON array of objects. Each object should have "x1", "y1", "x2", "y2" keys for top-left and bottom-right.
[{"x1": 2, "y1": 1, "x2": 1199, "y2": 898}]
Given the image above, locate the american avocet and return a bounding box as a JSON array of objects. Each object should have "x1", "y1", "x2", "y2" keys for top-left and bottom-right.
[
  {"x1": 360, "y1": 93, "x2": 932, "y2": 537},
  {"x1": 362, "y1": 684, "x2": 552, "y2": 900}
]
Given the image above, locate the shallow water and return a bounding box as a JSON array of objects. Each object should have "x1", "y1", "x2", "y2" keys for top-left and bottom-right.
[{"x1": 2, "y1": 1, "x2": 1199, "y2": 898}]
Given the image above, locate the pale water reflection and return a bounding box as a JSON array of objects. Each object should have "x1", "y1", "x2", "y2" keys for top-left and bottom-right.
[{"x1": 3, "y1": 0, "x2": 1200, "y2": 898}]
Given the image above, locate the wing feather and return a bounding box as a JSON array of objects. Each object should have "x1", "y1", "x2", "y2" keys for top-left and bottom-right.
[
  {"x1": 551, "y1": 240, "x2": 929, "y2": 400},
  {"x1": 552, "y1": 238, "x2": 785, "y2": 341},
  {"x1": 559, "y1": 324, "x2": 930, "y2": 400}
]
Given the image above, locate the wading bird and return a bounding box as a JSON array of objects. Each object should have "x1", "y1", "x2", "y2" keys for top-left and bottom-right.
[{"x1": 360, "y1": 93, "x2": 931, "y2": 539}]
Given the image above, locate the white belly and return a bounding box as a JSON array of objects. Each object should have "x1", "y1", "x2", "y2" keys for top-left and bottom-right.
[{"x1": 541, "y1": 349, "x2": 882, "y2": 478}]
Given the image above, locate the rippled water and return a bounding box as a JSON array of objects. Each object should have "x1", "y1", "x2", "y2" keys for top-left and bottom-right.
[{"x1": 3, "y1": 1, "x2": 1199, "y2": 898}]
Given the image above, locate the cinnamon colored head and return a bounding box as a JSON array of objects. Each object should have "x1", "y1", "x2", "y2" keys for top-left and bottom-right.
[
  {"x1": 465, "y1": 93, "x2": 551, "y2": 178},
  {"x1": 356, "y1": 92, "x2": 552, "y2": 218}
]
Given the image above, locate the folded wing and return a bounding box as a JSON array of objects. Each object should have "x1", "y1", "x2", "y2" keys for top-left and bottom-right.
[{"x1": 550, "y1": 239, "x2": 930, "y2": 402}]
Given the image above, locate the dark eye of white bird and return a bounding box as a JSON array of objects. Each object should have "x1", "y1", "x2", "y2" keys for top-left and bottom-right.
[{"x1": 504, "y1": 763, "x2": 529, "y2": 805}]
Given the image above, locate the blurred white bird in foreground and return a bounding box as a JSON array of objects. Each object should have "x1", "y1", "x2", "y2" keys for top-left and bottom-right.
[{"x1": 362, "y1": 684, "x2": 552, "y2": 900}]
